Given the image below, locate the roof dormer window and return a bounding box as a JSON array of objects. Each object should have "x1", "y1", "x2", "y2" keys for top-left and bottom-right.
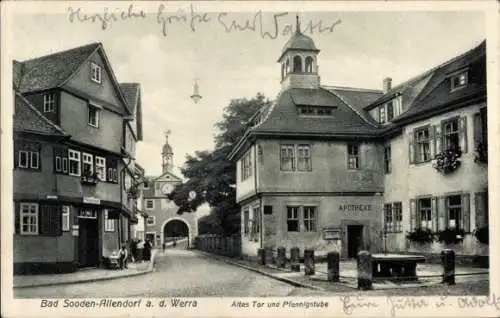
[
  {"x1": 451, "y1": 71, "x2": 468, "y2": 91},
  {"x1": 377, "y1": 98, "x2": 401, "y2": 124},
  {"x1": 91, "y1": 62, "x2": 102, "y2": 84},
  {"x1": 297, "y1": 106, "x2": 334, "y2": 116}
]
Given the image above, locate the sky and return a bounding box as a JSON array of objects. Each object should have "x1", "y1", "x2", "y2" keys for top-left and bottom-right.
[{"x1": 8, "y1": 3, "x2": 486, "y2": 180}]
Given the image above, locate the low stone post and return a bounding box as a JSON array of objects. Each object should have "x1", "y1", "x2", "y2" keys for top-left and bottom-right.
[
  {"x1": 257, "y1": 248, "x2": 265, "y2": 265},
  {"x1": 290, "y1": 247, "x2": 300, "y2": 271},
  {"x1": 276, "y1": 247, "x2": 286, "y2": 268},
  {"x1": 265, "y1": 248, "x2": 274, "y2": 265},
  {"x1": 327, "y1": 251, "x2": 340, "y2": 282},
  {"x1": 304, "y1": 249, "x2": 315, "y2": 276},
  {"x1": 441, "y1": 249, "x2": 456, "y2": 285},
  {"x1": 357, "y1": 251, "x2": 372, "y2": 290}
]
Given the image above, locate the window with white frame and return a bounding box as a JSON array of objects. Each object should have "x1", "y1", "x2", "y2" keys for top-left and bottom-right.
[
  {"x1": 88, "y1": 104, "x2": 100, "y2": 127},
  {"x1": 241, "y1": 150, "x2": 252, "y2": 181},
  {"x1": 451, "y1": 71, "x2": 468, "y2": 91},
  {"x1": 43, "y1": 93, "x2": 55, "y2": 112},
  {"x1": 20, "y1": 203, "x2": 38, "y2": 235},
  {"x1": 393, "y1": 202, "x2": 402, "y2": 232},
  {"x1": 297, "y1": 145, "x2": 311, "y2": 171},
  {"x1": 286, "y1": 206, "x2": 299, "y2": 232},
  {"x1": 418, "y1": 198, "x2": 432, "y2": 229},
  {"x1": 347, "y1": 144, "x2": 360, "y2": 169},
  {"x1": 82, "y1": 153, "x2": 93, "y2": 175},
  {"x1": 145, "y1": 199, "x2": 154, "y2": 210},
  {"x1": 91, "y1": 62, "x2": 102, "y2": 84},
  {"x1": 62, "y1": 157, "x2": 68, "y2": 173},
  {"x1": 378, "y1": 100, "x2": 400, "y2": 124},
  {"x1": 61, "y1": 206, "x2": 70, "y2": 231},
  {"x1": 415, "y1": 127, "x2": 431, "y2": 163},
  {"x1": 443, "y1": 118, "x2": 460, "y2": 151},
  {"x1": 303, "y1": 206, "x2": 317, "y2": 232},
  {"x1": 18, "y1": 150, "x2": 29, "y2": 168},
  {"x1": 447, "y1": 195, "x2": 462, "y2": 230},
  {"x1": 147, "y1": 215, "x2": 156, "y2": 226},
  {"x1": 30, "y1": 151, "x2": 39, "y2": 169},
  {"x1": 104, "y1": 209, "x2": 115, "y2": 232},
  {"x1": 68, "y1": 149, "x2": 81, "y2": 176},
  {"x1": 280, "y1": 144, "x2": 295, "y2": 171},
  {"x1": 384, "y1": 202, "x2": 403, "y2": 232},
  {"x1": 384, "y1": 203, "x2": 393, "y2": 232},
  {"x1": 18, "y1": 148, "x2": 39, "y2": 170},
  {"x1": 95, "y1": 156, "x2": 106, "y2": 181}
]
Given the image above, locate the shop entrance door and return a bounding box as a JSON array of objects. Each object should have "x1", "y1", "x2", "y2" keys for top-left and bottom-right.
[
  {"x1": 78, "y1": 218, "x2": 99, "y2": 267},
  {"x1": 347, "y1": 225, "x2": 363, "y2": 259}
]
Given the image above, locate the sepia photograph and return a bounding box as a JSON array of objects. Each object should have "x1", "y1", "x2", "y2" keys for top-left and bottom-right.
[{"x1": 1, "y1": 1, "x2": 499, "y2": 317}]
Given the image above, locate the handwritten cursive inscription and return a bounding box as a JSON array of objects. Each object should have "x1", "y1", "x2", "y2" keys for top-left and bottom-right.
[
  {"x1": 457, "y1": 294, "x2": 500, "y2": 311},
  {"x1": 387, "y1": 297, "x2": 429, "y2": 317},
  {"x1": 339, "y1": 296, "x2": 379, "y2": 315},
  {"x1": 156, "y1": 4, "x2": 210, "y2": 36},
  {"x1": 67, "y1": 5, "x2": 146, "y2": 30}
]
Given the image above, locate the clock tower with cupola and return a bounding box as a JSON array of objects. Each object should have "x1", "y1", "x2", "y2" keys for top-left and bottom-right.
[{"x1": 162, "y1": 129, "x2": 174, "y2": 174}]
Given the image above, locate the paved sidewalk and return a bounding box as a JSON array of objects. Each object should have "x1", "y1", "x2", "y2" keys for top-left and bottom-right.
[
  {"x1": 194, "y1": 250, "x2": 489, "y2": 292},
  {"x1": 14, "y1": 249, "x2": 158, "y2": 289}
]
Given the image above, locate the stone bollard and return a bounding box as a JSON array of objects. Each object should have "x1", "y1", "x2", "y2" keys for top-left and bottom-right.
[
  {"x1": 327, "y1": 251, "x2": 340, "y2": 282},
  {"x1": 265, "y1": 248, "x2": 274, "y2": 265},
  {"x1": 257, "y1": 248, "x2": 265, "y2": 265},
  {"x1": 304, "y1": 249, "x2": 315, "y2": 276},
  {"x1": 290, "y1": 247, "x2": 300, "y2": 272},
  {"x1": 441, "y1": 249, "x2": 456, "y2": 285},
  {"x1": 357, "y1": 251, "x2": 373, "y2": 290},
  {"x1": 276, "y1": 247, "x2": 286, "y2": 268}
]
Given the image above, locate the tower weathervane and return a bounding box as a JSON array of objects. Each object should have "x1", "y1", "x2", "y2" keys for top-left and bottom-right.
[
  {"x1": 296, "y1": 14, "x2": 301, "y2": 34},
  {"x1": 164, "y1": 128, "x2": 171, "y2": 141}
]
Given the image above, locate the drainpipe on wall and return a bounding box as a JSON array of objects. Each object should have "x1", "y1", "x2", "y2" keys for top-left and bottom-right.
[{"x1": 253, "y1": 143, "x2": 263, "y2": 249}]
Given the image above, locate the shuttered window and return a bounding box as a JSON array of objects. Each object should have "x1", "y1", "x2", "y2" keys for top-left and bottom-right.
[
  {"x1": 106, "y1": 157, "x2": 118, "y2": 183},
  {"x1": 475, "y1": 192, "x2": 488, "y2": 228}
]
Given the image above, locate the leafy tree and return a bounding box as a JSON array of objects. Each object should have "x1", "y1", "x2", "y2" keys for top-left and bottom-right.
[{"x1": 168, "y1": 93, "x2": 272, "y2": 236}]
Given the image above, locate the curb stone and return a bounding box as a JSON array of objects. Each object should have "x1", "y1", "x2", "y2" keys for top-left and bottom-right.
[{"x1": 193, "y1": 250, "x2": 325, "y2": 291}]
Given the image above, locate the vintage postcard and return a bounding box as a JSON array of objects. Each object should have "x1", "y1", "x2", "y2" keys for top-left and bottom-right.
[{"x1": 1, "y1": 0, "x2": 499, "y2": 317}]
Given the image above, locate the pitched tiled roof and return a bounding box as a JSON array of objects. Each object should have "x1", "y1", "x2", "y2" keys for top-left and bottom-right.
[
  {"x1": 16, "y1": 43, "x2": 101, "y2": 93},
  {"x1": 393, "y1": 40, "x2": 486, "y2": 122},
  {"x1": 13, "y1": 91, "x2": 67, "y2": 136},
  {"x1": 252, "y1": 88, "x2": 381, "y2": 136},
  {"x1": 119, "y1": 83, "x2": 140, "y2": 114},
  {"x1": 13, "y1": 60, "x2": 23, "y2": 89},
  {"x1": 322, "y1": 86, "x2": 383, "y2": 125}
]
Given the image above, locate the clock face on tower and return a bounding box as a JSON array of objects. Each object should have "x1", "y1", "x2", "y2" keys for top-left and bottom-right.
[{"x1": 162, "y1": 183, "x2": 173, "y2": 194}]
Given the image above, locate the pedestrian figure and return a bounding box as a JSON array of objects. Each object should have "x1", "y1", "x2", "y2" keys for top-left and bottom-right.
[
  {"x1": 173, "y1": 238, "x2": 177, "y2": 247},
  {"x1": 136, "y1": 239, "x2": 145, "y2": 262},
  {"x1": 118, "y1": 244, "x2": 128, "y2": 270},
  {"x1": 162, "y1": 241, "x2": 166, "y2": 255},
  {"x1": 144, "y1": 239, "x2": 152, "y2": 262}
]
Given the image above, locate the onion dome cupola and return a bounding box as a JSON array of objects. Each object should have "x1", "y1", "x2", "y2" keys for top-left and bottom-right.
[
  {"x1": 278, "y1": 15, "x2": 321, "y2": 90},
  {"x1": 162, "y1": 129, "x2": 174, "y2": 173}
]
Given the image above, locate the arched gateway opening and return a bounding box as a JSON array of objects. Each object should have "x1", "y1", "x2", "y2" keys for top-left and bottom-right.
[{"x1": 162, "y1": 218, "x2": 190, "y2": 247}]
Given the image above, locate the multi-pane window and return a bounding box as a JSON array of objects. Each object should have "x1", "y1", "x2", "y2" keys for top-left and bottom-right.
[
  {"x1": 104, "y1": 209, "x2": 115, "y2": 232},
  {"x1": 384, "y1": 145, "x2": 391, "y2": 174},
  {"x1": 298, "y1": 106, "x2": 334, "y2": 116},
  {"x1": 415, "y1": 128, "x2": 431, "y2": 162},
  {"x1": 20, "y1": 203, "x2": 38, "y2": 235},
  {"x1": 418, "y1": 198, "x2": 432, "y2": 229},
  {"x1": 280, "y1": 145, "x2": 295, "y2": 171},
  {"x1": 347, "y1": 144, "x2": 360, "y2": 169},
  {"x1": 377, "y1": 100, "x2": 400, "y2": 124},
  {"x1": 18, "y1": 151, "x2": 28, "y2": 168},
  {"x1": 443, "y1": 118, "x2": 460, "y2": 151},
  {"x1": 30, "y1": 151, "x2": 39, "y2": 169},
  {"x1": 393, "y1": 202, "x2": 402, "y2": 232},
  {"x1": 82, "y1": 153, "x2": 93, "y2": 175},
  {"x1": 303, "y1": 206, "x2": 317, "y2": 232},
  {"x1": 61, "y1": 206, "x2": 70, "y2": 231},
  {"x1": 379, "y1": 107, "x2": 386, "y2": 124},
  {"x1": 43, "y1": 93, "x2": 55, "y2": 112},
  {"x1": 299, "y1": 106, "x2": 314, "y2": 115},
  {"x1": 384, "y1": 204, "x2": 393, "y2": 232},
  {"x1": 447, "y1": 195, "x2": 462, "y2": 229},
  {"x1": 88, "y1": 105, "x2": 100, "y2": 127},
  {"x1": 68, "y1": 149, "x2": 81, "y2": 176},
  {"x1": 287, "y1": 206, "x2": 299, "y2": 232},
  {"x1": 386, "y1": 101, "x2": 394, "y2": 121},
  {"x1": 297, "y1": 145, "x2": 311, "y2": 171},
  {"x1": 95, "y1": 156, "x2": 106, "y2": 181},
  {"x1": 91, "y1": 62, "x2": 102, "y2": 84},
  {"x1": 18, "y1": 149, "x2": 39, "y2": 170},
  {"x1": 147, "y1": 216, "x2": 156, "y2": 226},
  {"x1": 451, "y1": 71, "x2": 468, "y2": 90},
  {"x1": 145, "y1": 199, "x2": 154, "y2": 210},
  {"x1": 241, "y1": 150, "x2": 252, "y2": 181}
]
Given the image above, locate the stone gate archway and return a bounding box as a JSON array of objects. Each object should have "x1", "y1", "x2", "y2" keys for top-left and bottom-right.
[{"x1": 161, "y1": 217, "x2": 196, "y2": 248}]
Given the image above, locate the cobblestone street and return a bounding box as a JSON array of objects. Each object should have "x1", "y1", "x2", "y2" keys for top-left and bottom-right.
[{"x1": 15, "y1": 242, "x2": 327, "y2": 298}]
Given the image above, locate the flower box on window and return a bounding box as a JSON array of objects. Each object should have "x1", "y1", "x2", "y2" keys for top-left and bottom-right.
[
  {"x1": 436, "y1": 228, "x2": 465, "y2": 245},
  {"x1": 432, "y1": 148, "x2": 462, "y2": 174},
  {"x1": 406, "y1": 228, "x2": 435, "y2": 243},
  {"x1": 81, "y1": 169, "x2": 100, "y2": 185}
]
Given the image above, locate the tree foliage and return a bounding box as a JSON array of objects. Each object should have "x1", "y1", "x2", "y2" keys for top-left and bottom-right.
[{"x1": 168, "y1": 93, "x2": 272, "y2": 236}]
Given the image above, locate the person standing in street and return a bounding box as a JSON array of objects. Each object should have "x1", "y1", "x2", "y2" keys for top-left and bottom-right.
[
  {"x1": 136, "y1": 239, "x2": 144, "y2": 262},
  {"x1": 118, "y1": 244, "x2": 128, "y2": 270}
]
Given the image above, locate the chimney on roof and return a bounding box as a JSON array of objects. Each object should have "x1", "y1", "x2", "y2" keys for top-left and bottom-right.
[{"x1": 383, "y1": 77, "x2": 392, "y2": 93}]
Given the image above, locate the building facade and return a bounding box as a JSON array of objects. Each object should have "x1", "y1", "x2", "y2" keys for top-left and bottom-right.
[
  {"x1": 141, "y1": 132, "x2": 198, "y2": 248},
  {"x1": 229, "y1": 23, "x2": 488, "y2": 260},
  {"x1": 13, "y1": 43, "x2": 144, "y2": 274}
]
